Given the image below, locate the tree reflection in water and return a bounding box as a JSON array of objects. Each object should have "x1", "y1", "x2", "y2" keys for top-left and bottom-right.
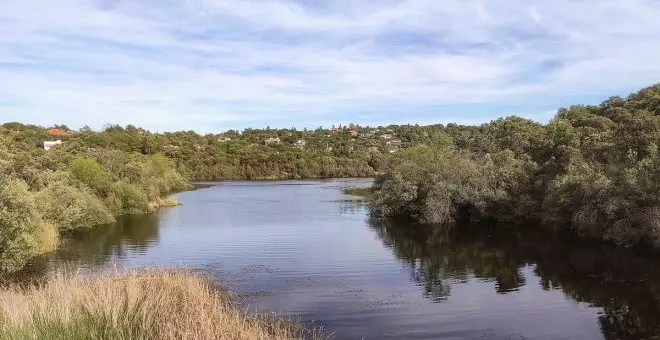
[
  {"x1": 6, "y1": 214, "x2": 160, "y2": 284},
  {"x1": 369, "y1": 216, "x2": 660, "y2": 340}
]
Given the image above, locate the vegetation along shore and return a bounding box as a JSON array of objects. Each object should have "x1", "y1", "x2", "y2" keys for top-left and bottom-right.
[
  {"x1": 0, "y1": 128, "x2": 190, "y2": 274},
  {"x1": 371, "y1": 84, "x2": 660, "y2": 249}
]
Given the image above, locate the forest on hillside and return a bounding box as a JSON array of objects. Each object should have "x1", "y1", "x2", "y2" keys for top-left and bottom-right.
[
  {"x1": 2, "y1": 122, "x2": 423, "y2": 180},
  {"x1": 372, "y1": 84, "x2": 660, "y2": 249}
]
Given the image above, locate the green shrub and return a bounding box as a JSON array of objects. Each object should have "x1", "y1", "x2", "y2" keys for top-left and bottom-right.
[
  {"x1": 106, "y1": 181, "x2": 151, "y2": 216},
  {"x1": 0, "y1": 179, "x2": 58, "y2": 273},
  {"x1": 69, "y1": 157, "x2": 113, "y2": 197},
  {"x1": 35, "y1": 180, "x2": 115, "y2": 232}
]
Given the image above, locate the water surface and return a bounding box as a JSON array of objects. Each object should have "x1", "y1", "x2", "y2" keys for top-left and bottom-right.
[{"x1": 16, "y1": 180, "x2": 660, "y2": 339}]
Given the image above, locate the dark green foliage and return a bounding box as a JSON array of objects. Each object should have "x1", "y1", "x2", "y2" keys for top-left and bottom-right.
[
  {"x1": 373, "y1": 84, "x2": 660, "y2": 249},
  {"x1": 56, "y1": 123, "x2": 416, "y2": 180}
]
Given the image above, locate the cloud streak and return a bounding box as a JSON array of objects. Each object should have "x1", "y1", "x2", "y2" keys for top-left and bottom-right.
[{"x1": 1, "y1": 0, "x2": 660, "y2": 132}]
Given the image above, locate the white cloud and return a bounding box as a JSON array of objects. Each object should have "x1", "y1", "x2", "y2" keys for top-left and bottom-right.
[
  {"x1": 1, "y1": 0, "x2": 659, "y2": 132},
  {"x1": 530, "y1": 7, "x2": 542, "y2": 24}
]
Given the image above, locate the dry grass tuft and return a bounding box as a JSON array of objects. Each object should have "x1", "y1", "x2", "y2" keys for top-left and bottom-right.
[
  {"x1": 149, "y1": 196, "x2": 181, "y2": 210},
  {"x1": 0, "y1": 269, "x2": 326, "y2": 340}
]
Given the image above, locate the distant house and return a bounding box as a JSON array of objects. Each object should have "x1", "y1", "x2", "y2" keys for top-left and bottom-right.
[
  {"x1": 386, "y1": 139, "x2": 402, "y2": 147},
  {"x1": 217, "y1": 136, "x2": 232, "y2": 143},
  {"x1": 43, "y1": 140, "x2": 62, "y2": 151},
  {"x1": 380, "y1": 134, "x2": 393, "y2": 140},
  {"x1": 294, "y1": 139, "x2": 306, "y2": 149},
  {"x1": 331, "y1": 125, "x2": 340, "y2": 135},
  {"x1": 349, "y1": 129, "x2": 358, "y2": 137},
  {"x1": 386, "y1": 139, "x2": 402, "y2": 153},
  {"x1": 265, "y1": 137, "x2": 281, "y2": 145},
  {"x1": 48, "y1": 128, "x2": 67, "y2": 137}
]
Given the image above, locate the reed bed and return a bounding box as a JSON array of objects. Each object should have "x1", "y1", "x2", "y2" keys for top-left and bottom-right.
[{"x1": 0, "y1": 269, "x2": 325, "y2": 340}]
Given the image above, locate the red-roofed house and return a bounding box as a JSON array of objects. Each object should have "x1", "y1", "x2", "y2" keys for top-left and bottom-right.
[{"x1": 48, "y1": 128, "x2": 67, "y2": 137}]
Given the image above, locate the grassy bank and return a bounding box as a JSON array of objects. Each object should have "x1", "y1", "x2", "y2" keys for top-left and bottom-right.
[{"x1": 0, "y1": 269, "x2": 324, "y2": 340}]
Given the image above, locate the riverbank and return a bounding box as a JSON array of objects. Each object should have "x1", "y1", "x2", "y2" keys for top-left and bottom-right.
[{"x1": 0, "y1": 269, "x2": 324, "y2": 340}]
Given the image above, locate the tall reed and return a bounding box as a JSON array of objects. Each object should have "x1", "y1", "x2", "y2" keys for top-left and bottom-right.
[{"x1": 0, "y1": 269, "x2": 325, "y2": 340}]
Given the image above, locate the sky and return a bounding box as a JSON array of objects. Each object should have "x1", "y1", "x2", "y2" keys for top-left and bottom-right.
[{"x1": 1, "y1": 0, "x2": 660, "y2": 133}]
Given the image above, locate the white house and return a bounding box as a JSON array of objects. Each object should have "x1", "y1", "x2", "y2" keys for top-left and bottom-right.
[
  {"x1": 43, "y1": 140, "x2": 62, "y2": 151},
  {"x1": 265, "y1": 137, "x2": 281, "y2": 145},
  {"x1": 294, "y1": 139, "x2": 307, "y2": 149}
]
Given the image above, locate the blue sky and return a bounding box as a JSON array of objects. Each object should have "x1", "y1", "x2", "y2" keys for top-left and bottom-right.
[{"x1": 1, "y1": 0, "x2": 660, "y2": 133}]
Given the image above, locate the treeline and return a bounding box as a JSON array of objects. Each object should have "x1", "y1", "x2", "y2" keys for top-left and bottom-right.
[
  {"x1": 372, "y1": 84, "x2": 660, "y2": 248},
  {"x1": 87, "y1": 127, "x2": 377, "y2": 180},
  {"x1": 2, "y1": 118, "x2": 445, "y2": 182},
  {"x1": 0, "y1": 128, "x2": 189, "y2": 273},
  {"x1": 4, "y1": 123, "x2": 435, "y2": 180}
]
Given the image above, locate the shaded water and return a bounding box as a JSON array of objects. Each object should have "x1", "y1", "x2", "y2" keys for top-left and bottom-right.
[{"x1": 14, "y1": 180, "x2": 660, "y2": 339}]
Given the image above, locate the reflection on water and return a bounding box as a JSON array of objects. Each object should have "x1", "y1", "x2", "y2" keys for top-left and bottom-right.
[
  {"x1": 10, "y1": 214, "x2": 161, "y2": 283},
  {"x1": 370, "y1": 218, "x2": 660, "y2": 340},
  {"x1": 5, "y1": 180, "x2": 660, "y2": 339}
]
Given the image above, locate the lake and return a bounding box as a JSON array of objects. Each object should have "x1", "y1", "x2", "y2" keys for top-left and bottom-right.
[{"x1": 15, "y1": 179, "x2": 660, "y2": 339}]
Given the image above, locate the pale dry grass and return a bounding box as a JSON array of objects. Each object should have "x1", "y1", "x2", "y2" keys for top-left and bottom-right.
[
  {"x1": 0, "y1": 269, "x2": 325, "y2": 340},
  {"x1": 149, "y1": 196, "x2": 181, "y2": 210}
]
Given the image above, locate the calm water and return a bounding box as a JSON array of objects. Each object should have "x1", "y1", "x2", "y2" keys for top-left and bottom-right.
[{"x1": 15, "y1": 179, "x2": 660, "y2": 339}]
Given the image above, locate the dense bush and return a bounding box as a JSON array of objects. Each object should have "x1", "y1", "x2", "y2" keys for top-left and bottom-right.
[
  {"x1": 69, "y1": 157, "x2": 114, "y2": 197},
  {"x1": 0, "y1": 127, "x2": 190, "y2": 274},
  {"x1": 373, "y1": 84, "x2": 660, "y2": 249},
  {"x1": 374, "y1": 141, "x2": 534, "y2": 225},
  {"x1": 0, "y1": 179, "x2": 58, "y2": 273},
  {"x1": 106, "y1": 181, "x2": 152, "y2": 216},
  {"x1": 35, "y1": 178, "x2": 115, "y2": 231}
]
